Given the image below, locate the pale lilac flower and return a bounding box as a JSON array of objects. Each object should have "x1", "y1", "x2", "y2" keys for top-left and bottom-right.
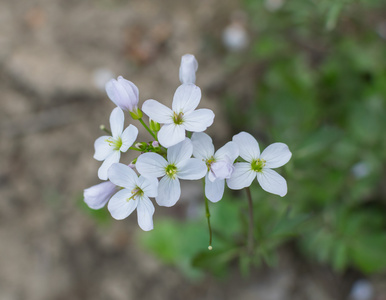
[
  {"x1": 94, "y1": 107, "x2": 138, "y2": 180},
  {"x1": 227, "y1": 132, "x2": 292, "y2": 197},
  {"x1": 191, "y1": 132, "x2": 239, "y2": 202},
  {"x1": 142, "y1": 84, "x2": 215, "y2": 148},
  {"x1": 179, "y1": 54, "x2": 198, "y2": 84},
  {"x1": 84, "y1": 181, "x2": 118, "y2": 209},
  {"x1": 136, "y1": 138, "x2": 207, "y2": 207},
  {"x1": 107, "y1": 163, "x2": 158, "y2": 231},
  {"x1": 105, "y1": 76, "x2": 139, "y2": 112}
]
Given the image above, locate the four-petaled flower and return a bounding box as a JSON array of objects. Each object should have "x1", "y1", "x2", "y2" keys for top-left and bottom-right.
[
  {"x1": 94, "y1": 107, "x2": 138, "y2": 180},
  {"x1": 191, "y1": 132, "x2": 239, "y2": 202},
  {"x1": 107, "y1": 163, "x2": 158, "y2": 231},
  {"x1": 227, "y1": 132, "x2": 292, "y2": 197},
  {"x1": 105, "y1": 76, "x2": 140, "y2": 112},
  {"x1": 136, "y1": 138, "x2": 207, "y2": 207},
  {"x1": 142, "y1": 84, "x2": 215, "y2": 148}
]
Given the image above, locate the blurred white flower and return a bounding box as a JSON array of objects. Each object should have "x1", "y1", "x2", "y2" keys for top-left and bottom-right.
[
  {"x1": 94, "y1": 107, "x2": 138, "y2": 180},
  {"x1": 179, "y1": 54, "x2": 198, "y2": 84},
  {"x1": 92, "y1": 68, "x2": 115, "y2": 91},
  {"x1": 349, "y1": 279, "x2": 374, "y2": 300},
  {"x1": 222, "y1": 12, "x2": 249, "y2": 52},
  {"x1": 227, "y1": 132, "x2": 292, "y2": 197},
  {"x1": 264, "y1": 0, "x2": 285, "y2": 12},
  {"x1": 351, "y1": 161, "x2": 370, "y2": 179}
]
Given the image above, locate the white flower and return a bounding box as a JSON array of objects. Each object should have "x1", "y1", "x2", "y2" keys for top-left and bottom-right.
[
  {"x1": 84, "y1": 181, "x2": 118, "y2": 209},
  {"x1": 107, "y1": 163, "x2": 158, "y2": 231},
  {"x1": 142, "y1": 84, "x2": 215, "y2": 148},
  {"x1": 94, "y1": 107, "x2": 138, "y2": 180},
  {"x1": 191, "y1": 132, "x2": 239, "y2": 202},
  {"x1": 136, "y1": 138, "x2": 207, "y2": 207},
  {"x1": 227, "y1": 132, "x2": 292, "y2": 197},
  {"x1": 105, "y1": 76, "x2": 139, "y2": 112},
  {"x1": 179, "y1": 54, "x2": 198, "y2": 84}
]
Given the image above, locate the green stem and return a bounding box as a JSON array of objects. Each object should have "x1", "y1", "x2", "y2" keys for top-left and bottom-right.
[
  {"x1": 245, "y1": 187, "x2": 254, "y2": 256},
  {"x1": 100, "y1": 125, "x2": 112, "y2": 136},
  {"x1": 129, "y1": 147, "x2": 142, "y2": 152},
  {"x1": 203, "y1": 179, "x2": 213, "y2": 250},
  {"x1": 138, "y1": 118, "x2": 157, "y2": 140}
]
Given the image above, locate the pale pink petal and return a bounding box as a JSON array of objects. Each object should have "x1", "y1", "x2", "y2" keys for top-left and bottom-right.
[
  {"x1": 226, "y1": 162, "x2": 256, "y2": 190},
  {"x1": 94, "y1": 136, "x2": 114, "y2": 161},
  {"x1": 158, "y1": 124, "x2": 185, "y2": 148},
  {"x1": 105, "y1": 77, "x2": 139, "y2": 111},
  {"x1": 107, "y1": 163, "x2": 137, "y2": 190},
  {"x1": 205, "y1": 174, "x2": 225, "y2": 203},
  {"x1": 191, "y1": 132, "x2": 214, "y2": 160},
  {"x1": 108, "y1": 189, "x2": 138, "y2": 220},
  {"x1": 215, "y1": 141, "x2": 239, "y2": 162},
  {"x1": 232, "y1": 132, "x2": 260, "y2": 162},
  {"x1": 136, "y1": 196, "x2": 155, "y2": 231},
  {"x1": 98, "y1": 151, "x2": 120, "y2": 180},
  {"x1": 177, "y1": 158, "x2": 207, "y2": 180},
  {"x1": 260, "y1": 143, "x2": 292, "y2": 169},
  {"x1": 84, "y1": 181, "x2": 117, "y2": 210},
  {"x1": 167, "y1": 138, "x2": 193, "y2": 164},
  {"x1": 142, "y1": 99, "x2": 173, "y2": 124},
  {"x1": 136, "y1": 153, "x2": 167, "y2": 178},
  {"x1": 156, "y1": 176, "x2": 181, "y2": 207},
  {"x1": 120, "y1": 124, "x2": 138, "y2": 152},
  {"x1": 110, "y1": 107, "x2": 124, "y2": 138},
  {"x1": 183, "y1": 109, "x2": 215, "y2": 132},
  {"x1": 172, "y1": 84, "x2": 201, "y2": 114},
  {"x1": 257, "y1": 168, "x2": 288, "y2": 197}
]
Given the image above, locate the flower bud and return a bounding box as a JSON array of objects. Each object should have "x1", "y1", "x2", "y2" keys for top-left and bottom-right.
[
  {"x1": 149, "y1": 119, "x2": 161, "y2": 132},
  {"x1": 105, "y1": 76, "x2": 139, "y2": 112},
  {"x1": 152, "y1": 141, "x2": 160, "y2": 148},
  {"x1": 179, "y1": 54, "x2": 198, "y2": 84},
  {"x1": 84, "y1": 181, "x2": 117, "y2": 210},
  {"x1": 129, "y1": 107, "x2": 143, "y2": 120}
]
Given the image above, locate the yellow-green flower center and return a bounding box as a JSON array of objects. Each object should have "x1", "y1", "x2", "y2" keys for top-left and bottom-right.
[
  {"x1": 205, "y1": 156, "x2": 215, "y2": 171},
  {"x1": 106, "y1": 137, "x2": 123, "y2": 151},
  {"x1": 251, "y1": 158, "x2": 266, "y2": 172},
  {"x1": 173, "y1": 112, "x2": 184, "y2": 125},
  {"x1": 127, "y1": 186, "x2": 144, "y2": 201},
  {"x1": 165, "y1": 164, "x2": 178, "y2": 179}
]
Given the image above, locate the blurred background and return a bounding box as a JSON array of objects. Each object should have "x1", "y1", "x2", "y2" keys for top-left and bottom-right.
[{"x1": 1, "y1": 0, "x2": 386, "y2": 299}]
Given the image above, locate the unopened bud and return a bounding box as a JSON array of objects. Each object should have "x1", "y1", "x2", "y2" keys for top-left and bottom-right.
[
  {"x1": 149, "y1": 119, "x2": 161, "y2": 132},
  {"x1": 129, "y1": 108, "x2": 143, "y2": 120},
  {"x1": 152, "y1": 141, "x2": 160, "y2": 148},
  {"x1": 208, "y1": 245, "x2": 213, "y2": 250}
]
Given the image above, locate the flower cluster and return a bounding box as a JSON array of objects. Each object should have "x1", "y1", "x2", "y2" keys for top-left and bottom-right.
[{"x1": 84, "y1": 54, "x2": 292, "y2": 232}]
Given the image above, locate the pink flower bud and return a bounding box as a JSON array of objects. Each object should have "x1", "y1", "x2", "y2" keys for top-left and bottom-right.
[{"x1": 105, "y1": 76, "x2": 139, "y2": 112}]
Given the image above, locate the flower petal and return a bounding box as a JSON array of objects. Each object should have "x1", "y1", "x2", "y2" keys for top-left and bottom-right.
[
  {"x1": 226, "y1": 162, "x2": 256, "y2": 190},
  {"x1": 107, "y1": 163, "x2": 137, "y2": 190},
  {"x1": 257, "y1": 168, "x2": 288, "y2": 197},
  {"x1": 136, "y1": 196, "x2": 155, "y2": 231},
  {"x1": 172, "y1": 84, "x2": 201, "y2": 114},
  {"x1": 183, "y1": 109, "x2": 215, "y2": 132},
  {"x1": 156, "y1": 176, "x2": 181, "y2": 207},
  {"x1": 94, "y1": 136, "x2": 114, "y2": 161},
  {"x1": 108, "y1": 189, "x2": 138, "y2": 220},
  {"x1": 167, "y1": 138, "x2": 193, "y2": 164},
  {"x1": 136, "y1": 152, "x2": 168, "y2": 178},
  {"x1": 232, "y1": 132, "x2": 260, "y2": 162},
  {"x1": 84, "y1": 181, "x2": 117, "y2": 209},
  {"x1": 177, "y1": 158, "x2": 207, "y2": 180},
  {"x1": 158, "y1": 123, "x2": 186, "y2": 148},
  {"x1": 260, "y1": 143, "x2": 292, "y2": 169},
  {"x1": 105, "y1": 77, "x2": 139, "y2": 111},
  {"x1": 110, "y1": 107, "x2": 124, "y2": 138},
  {"x1": 98, "y1": 151, "x2": 120, "y2": 180},
  {"x1": 120, "y1": 124, "x2": 139, "y2": 152},
  {"x1": 215, "y1": 141, "x2": 239, "y2": 162},
  {"x1": 179, "y1": 54, "x2": 198, "y2": 84},
  {"x1": 142, "y1": 100, "x2": 173, "y2": 124},
  {"x1": 138, "y1": 176, "x2": 158, "y2": 198},
  {"x1": 191, "y1": 132, "x2": 214, "y2": 160},
  {"x1": 205, "y1": 174, "x2": 225, "y2": 203}
]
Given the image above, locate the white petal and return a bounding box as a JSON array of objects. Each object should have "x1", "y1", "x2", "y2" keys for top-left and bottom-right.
[
  {"x1": 167, "y1": 138, "x2": 193, "y2": 164},
  {"x1": 156, "y1": 176, "x2": 181, "y2": 207},
  {"x1": 120, "y1": 124, "x2": 138, "y2": 152},
  {"x1": 260, "y1": 143, "x2": 292, "y2": 169},
  {"x1": 136, "y1": 196, "x2": 155, "y2": 231},
  {"x1": 105, "y1": 77, "x2": 139, "y2": 111},
  {"x1": 177, "y1": 158, "x2": 207, "y2": 180},
  {"x1": 210, "y1": 160, "x2": 234, "y2": 180},
  {"x1": 138, "y1": 176, "x2": 158, "y2": 198},
  {"x1": 84, "y1": 181, "x2": 117, "y2": 209},
  {"x1": 158, "y1": 124, "x2": 185, "y2": 148},
  {"x1": 108, "y1": 189, "x2": 138, "y2": 220},
  {"x1": 226, "y1": 162, "x2": 256, "y2": 190},
  {"x1": 205, "y1": 174, "x2": 225, "y2": 203},
  {"x1": 183, "y1": 109, "x2": 215, "y2": 132},
  {"x1": 94, "y1": 136, "x2": 113, "y2": 161},
  {"x1": 110, "y1": 107, "x2": 124, "y2": 138},
  {"x1": 98, "y1": 151, "x2": 120, "y2": 180},
  {"x1": 142, "y1": 100, "x2": 173, "y2": 124},
  {"x1": 232, "y1": 132, "x2": 260, "y2": 162},
  {"x1": 179, "y1": 54, "x2": 198, "y2": 84},
  {"x1": 191, "y1": 132, "x2": 214, "y2": 160},
  {"x1": 107, "y1": 163, "x2": 137, "y2": 190},
  {"x1": 257, "y1": 168, "x2": 288, "y2": 197},
  {"x1": 136, "y1": 153, "x2": 167, "y2": 178},
  {"x1": 172, "y1": 84, "x2": 201, "y2": 114},
  {"x1": 215, "y1": 141, "x2": 239, "y2": 162}
]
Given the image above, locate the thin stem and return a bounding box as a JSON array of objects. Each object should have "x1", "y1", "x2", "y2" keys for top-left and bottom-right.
[
  {"x1": 138, "y1": 118, "x2": 157, "y2": 140},
  {"x1": 203, "y1": 179, "x2": 213, "y2": 250},
  {"x1": 100, "y1": 125, "x2": 112, "y2": 136},
  {"x1": 245, "y1": 187, "x2": 254, "y2": 256},
  {"x1": 129, "y1": 147, "x2": 142, "y2": 152}
]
